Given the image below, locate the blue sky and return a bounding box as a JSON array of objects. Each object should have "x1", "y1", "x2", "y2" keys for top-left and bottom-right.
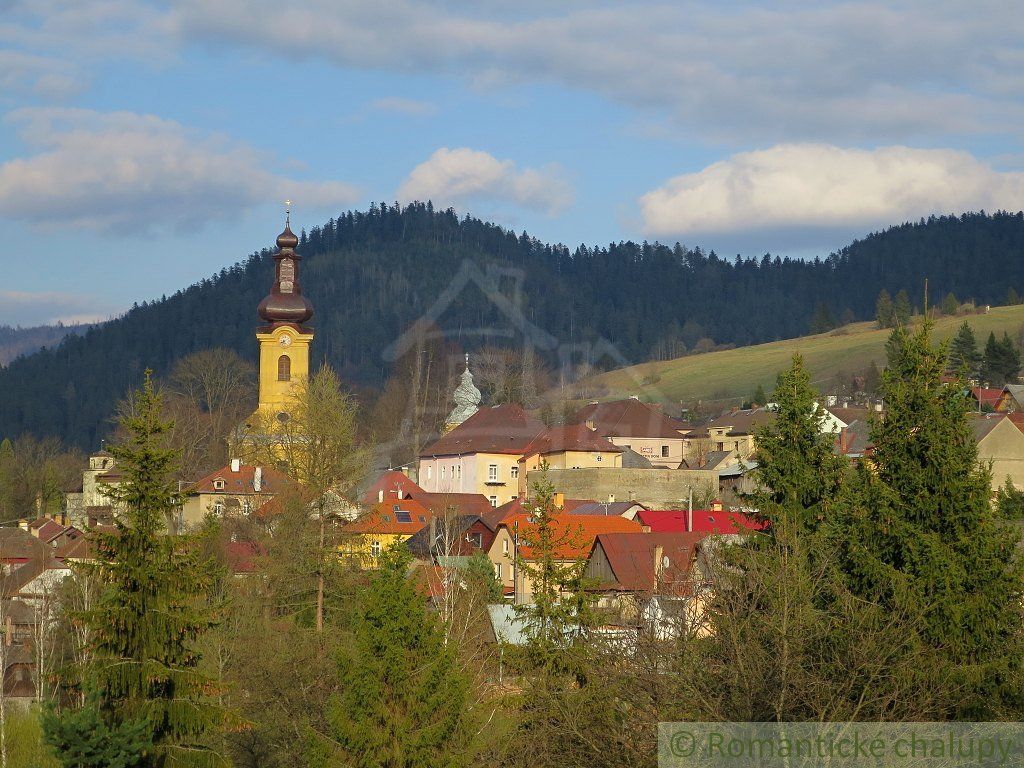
[{"x1": 1, "y1": 0, "x2": 1023, "y2": 325}]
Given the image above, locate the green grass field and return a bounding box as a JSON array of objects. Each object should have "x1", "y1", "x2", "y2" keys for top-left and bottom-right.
[{"x1": 582, "y1": 305, "x2": 1024, "y2": 408}]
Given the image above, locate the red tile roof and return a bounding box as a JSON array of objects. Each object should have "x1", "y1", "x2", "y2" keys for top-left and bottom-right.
[
  {"x1": 224, "y1": 541, "x2": 263, "y2": 574},
  {"x1": 189, "y1": 463, "x2": 296, "y2": 495},
  {"x1": 345, "y1": 498, "x2": 434, "y2": 535},
  {"x1": 520, "y1": 424, "x2": 622, "y2": 458},
  {"x1": 590, "y1": 531, "x2": 707, "y2": 594},
  {"x1": 572, "y1": 399, "x2": 688, "y2": 439},
  {"x1": 502, "y1": 512, "x2": 642, "y2": 560},
  {"x1": 28, "y1": 518, "x2": 66, "y2": 543},
  {"x1": 480, "y1": 496, "x2": 593, "y2": 531},
  {"x1": 636, "y1": 509, "x2": 768, "y2": 534},
  {"x1": 419, "y1": 404, "x2": 545, "y2": 457}
]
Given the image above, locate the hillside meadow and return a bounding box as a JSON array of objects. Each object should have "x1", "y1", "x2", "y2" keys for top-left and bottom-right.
[{"x1": 584, "y1": 305, "x2": 1024, "y2": 408}]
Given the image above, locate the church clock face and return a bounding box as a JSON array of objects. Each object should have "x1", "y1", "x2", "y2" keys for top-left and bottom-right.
[{"x1": 279, "y1": 334, "x2": 293, "y2": 347}]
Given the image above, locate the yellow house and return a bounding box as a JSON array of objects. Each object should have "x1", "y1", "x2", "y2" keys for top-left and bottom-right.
[
  {"x1": 341, "y1": 496, "x2": 434, "y2": 568},
  {"x1": 180, "y1": 460, "x2": 296, "y2": 529},
  {"x1": 517, "y1": 424, "x2": 623, "y2": 496},
  {"x1": 572, "y1": 398, "x2": 691, "y2": 468},
  {"x1": 418, "y1": 404, "x2": 545, "y2": 508}
]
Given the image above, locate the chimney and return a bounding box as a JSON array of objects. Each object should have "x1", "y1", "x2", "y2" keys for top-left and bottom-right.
[
  {"x1": 654, "y1": 544, "x2": 664, "y2": 578},
  {"x1": 230, "y1": 458, "x2": 241, "y2": 473},
  {"x1": 554, "y1": 492, "x2": 565, "y2": 508},
  {"x1": 839, "y1": 427, "x2": 849, "y2": 454},
  {"x1": 253, "y1": 466, "x2": 263, "y2": 493},
  {"x1": 711, "y1": 499, "x2": 723, "y2": 512},
  {"x1": 378, "y1": 489, "x2": 385, "y2": 503}
]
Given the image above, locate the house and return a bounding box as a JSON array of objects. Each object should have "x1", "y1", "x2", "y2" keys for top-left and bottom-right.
[
  {"x1": 571, "y1": 398, "x2": 691, "y2": 468},
  {"x1": 361, "y1": 470, "x2": 493, "y2": 518},
  {"x1": 684, "y1": 407, "x2": 775, "y2": 463},
  {"x1": 971, "y1": 413, "x2": 1024, "y2": 491},
  {"x1": 970, "y1": 387, "x2": 1004, "y2": 412},
  {"x1": 181, "y1": 459, "x2": 296, "y2": 528},
  {"x1": 486, "y1": 511, "x2": 642, "y2": 601},
  {"x1": 342, "y1": 496, "x2": 434, "y2": 567},
  {"x1": 585, "y1": 531, "x2": 710, "y2": 639},
  {"x1": 1, "y1": 598, "x2": 37, "y2": 705},
  {"x1": 64, "y1": 448, "x2": 123, "y2": 527},
  {"x1": 418, "y1": 404, "x2": 545, "y2": 506},
  {"x1": 996, "y1": 385, "x2": 1024, "y2": 413},
  {"x1": 404, "y1": 514, "x2": 496, "y2": 563},
  {"x1": 516, "y1": 424, "x2": 623, "y2": 495},
  {"x1": 636, "y1": 505, "x2": 768, "y2": 535}
]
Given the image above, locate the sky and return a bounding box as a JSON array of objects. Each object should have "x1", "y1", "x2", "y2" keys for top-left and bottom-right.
[{"x1": 1, "y1": 0, "x2": 1023, "y2": 326}]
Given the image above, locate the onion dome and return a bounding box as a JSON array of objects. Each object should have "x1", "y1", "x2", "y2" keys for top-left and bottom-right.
[
  {"x1": 445, "y1": 354, "x2": 481, "y2": 429},
  {"x1": 257, "y1": 208, "x2": 314, "y2": 326}
]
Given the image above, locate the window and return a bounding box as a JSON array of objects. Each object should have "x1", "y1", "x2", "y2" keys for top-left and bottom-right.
[
  {"x1": 488, "y1": 495, "x2": 498, "y2": 507},
  {"x1": 381, "y1": 514, "x2": 391, "y2": 522},
  {"x1": 395, "y1": 510, "x2": 412, "y2": 523},
  {"x1": 440, "y1": 466, "x2": 446, "y2": 479},
  {"x1": 502, "y1": 538, "x2": 510, "y2": 555},
  {"x1": 488, "y1": 464, "x2": 498, "y2": 482},
  {"x1": 277, "y1": 354, "x2": 291, "y2": 381},
  {"x1": 661, "y1": 445, "x2": 670, "y2": 457},
  {"x1": 467, "y1": 532, "x2": 483, "y2": 548},
  {"x1": 427, "y1": 466, "x2": 432, "y2": 480},
  {"x1": 456, "y1": 465, "x2": 461, "y2": 478},
  {"x1": 214, "y1": 501, "x2": 224, "y2": 515},
  {"x1": 418, "y1": 515, "x2": 426, "y2": 522},
  {"x1": 370, "y1": 540, "x2": 381, "y2": 558},
  {"x1": 213, "y1": 478, "x2": 225, "y2": 490},
  {"x1": 494, "y1": 563, "x2": 501, "y2": 579},
  {"x1": 510, "y1": 466, "x2": 519, "y2": 479}
]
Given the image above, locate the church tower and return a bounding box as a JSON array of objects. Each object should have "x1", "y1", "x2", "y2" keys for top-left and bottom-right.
[
  {"x1": 443, "y1": 354, "x2": 481, "y2": 433},
  {"x1": 255, "y1": 205, "x2": 314, "y2": 418}
]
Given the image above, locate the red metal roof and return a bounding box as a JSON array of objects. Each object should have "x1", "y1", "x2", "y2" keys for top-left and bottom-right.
[
  {"x1": 419, "y1": 404, "x2": 545, "y2": 457},
  {"x1": 636, "y1": 509, "x2": 768, "y2": 534}
]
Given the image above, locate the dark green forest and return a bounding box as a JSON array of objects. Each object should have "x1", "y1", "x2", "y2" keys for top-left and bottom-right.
[{"x1": 3, "y1": 203, "x2": 1024, "y2": 449}]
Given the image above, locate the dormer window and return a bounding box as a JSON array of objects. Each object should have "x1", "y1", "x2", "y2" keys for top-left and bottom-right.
[{"x1": 213, "y1": 478, "x2": 226, "y2": 491}]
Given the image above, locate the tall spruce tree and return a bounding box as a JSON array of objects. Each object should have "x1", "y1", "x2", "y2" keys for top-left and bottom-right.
[
  {"x1": 875, "y1": 289, "x2": 894, "y2": 329},
  {"x1": 321, "y1": 547, "x2": 472, "y2": 768},
  {"x1": 830, "y1": 323, "x2": 1024, "y2": 717},
  {"x1": 44, "y1": 372, "x2": 221, "y2": 767},
  {"x1": 940, "y1": 291, "x2": 959, "y2": 315},
  {"x1": 947, "y1": 321, "x2": 981, "y2": 377},
  {"x1": 981, "y1": 331, "x2": 1021, "y2": 386},
  {"x1": 751, "y1": 354, "x2": 844, "y2": 531},
  {"x1": 892, "y1": 289, "x2": 913, "y2": 326}
]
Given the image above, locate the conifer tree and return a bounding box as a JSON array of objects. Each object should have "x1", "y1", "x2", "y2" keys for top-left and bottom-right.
[
  {"x1": 940, "y1": 291, "x2": 959, "y2": 315},
  {"x1": 892, "y1": 288, "x2": 913, "y2": 326},
  {"x1": 751, "y1": 383, "x2": 767, "y2": 407},
  {"x1": 863, "y1": 360, "x2": 882, "y2": 395},
  {"x1": 831, "y1": 323, "x2": 1024, "y2": 717},
  {"x1": 808, "y1": 302, "x2": 835, "y2": 334},
  {"x1": 321, "y1": 547, "x2": 472, "y2": 768},
  {"x1": 875, "y1": 289, "x2": 894, "y2": 329},
  {"x1": 947, "y1": 320, "x2": 981, "y2": 376},
  {"x1": 44, "y1": 372, "x2": 221, "y2": 767},
  {"x1": 751, "y1": 354, "x2": 844, "y2": 532},
  {"x1": 981, "y1": 331, "x2": 1021, "y2": 386}
]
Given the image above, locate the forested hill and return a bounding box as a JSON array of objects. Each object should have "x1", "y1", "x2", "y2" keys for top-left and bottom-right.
[{"x1": 3, "y1": 204, "x2": 1024, "y2": 449}]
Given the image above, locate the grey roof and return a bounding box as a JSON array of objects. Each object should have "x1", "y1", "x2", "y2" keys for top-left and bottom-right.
[
  {"x1": 569, "y1": 501, "x2": 645, "y2": 516},
  {"x1": 1004, "y1": 385, "x2": 1024, "y2": 406},
  {"x1": 621, "y1": 447, "x2": 653, "y2": 469}
]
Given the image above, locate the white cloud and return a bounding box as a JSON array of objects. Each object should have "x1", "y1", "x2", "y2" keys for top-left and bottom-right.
[
  {"x1": 397, "y1": 147, "x2": 573, "y2": 216},
  {"x1": 0, "y1": 108, "x2": 359, "y2": 233},
  {"x1": 397, "y1": 147, "x2": 573, "y2": 217},
  {"x1": 638, "y1": 144, "x2": 1024, "y2": 242},
  {"x1": 161, "y1": 0, "x2": 1024, "y2": 143},
  {"x1": 369, "y1": 97, "x2": 437, "y2": 117}
]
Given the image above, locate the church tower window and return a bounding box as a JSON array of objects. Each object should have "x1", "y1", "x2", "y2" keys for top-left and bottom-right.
[{"x1": 278, "y1": 355, "x2": 291, "y2": 381}]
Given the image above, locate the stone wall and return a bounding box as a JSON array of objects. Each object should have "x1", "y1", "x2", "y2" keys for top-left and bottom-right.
[{"x1": 531, "y1": 467, "x2": 719, "y2": 509}]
